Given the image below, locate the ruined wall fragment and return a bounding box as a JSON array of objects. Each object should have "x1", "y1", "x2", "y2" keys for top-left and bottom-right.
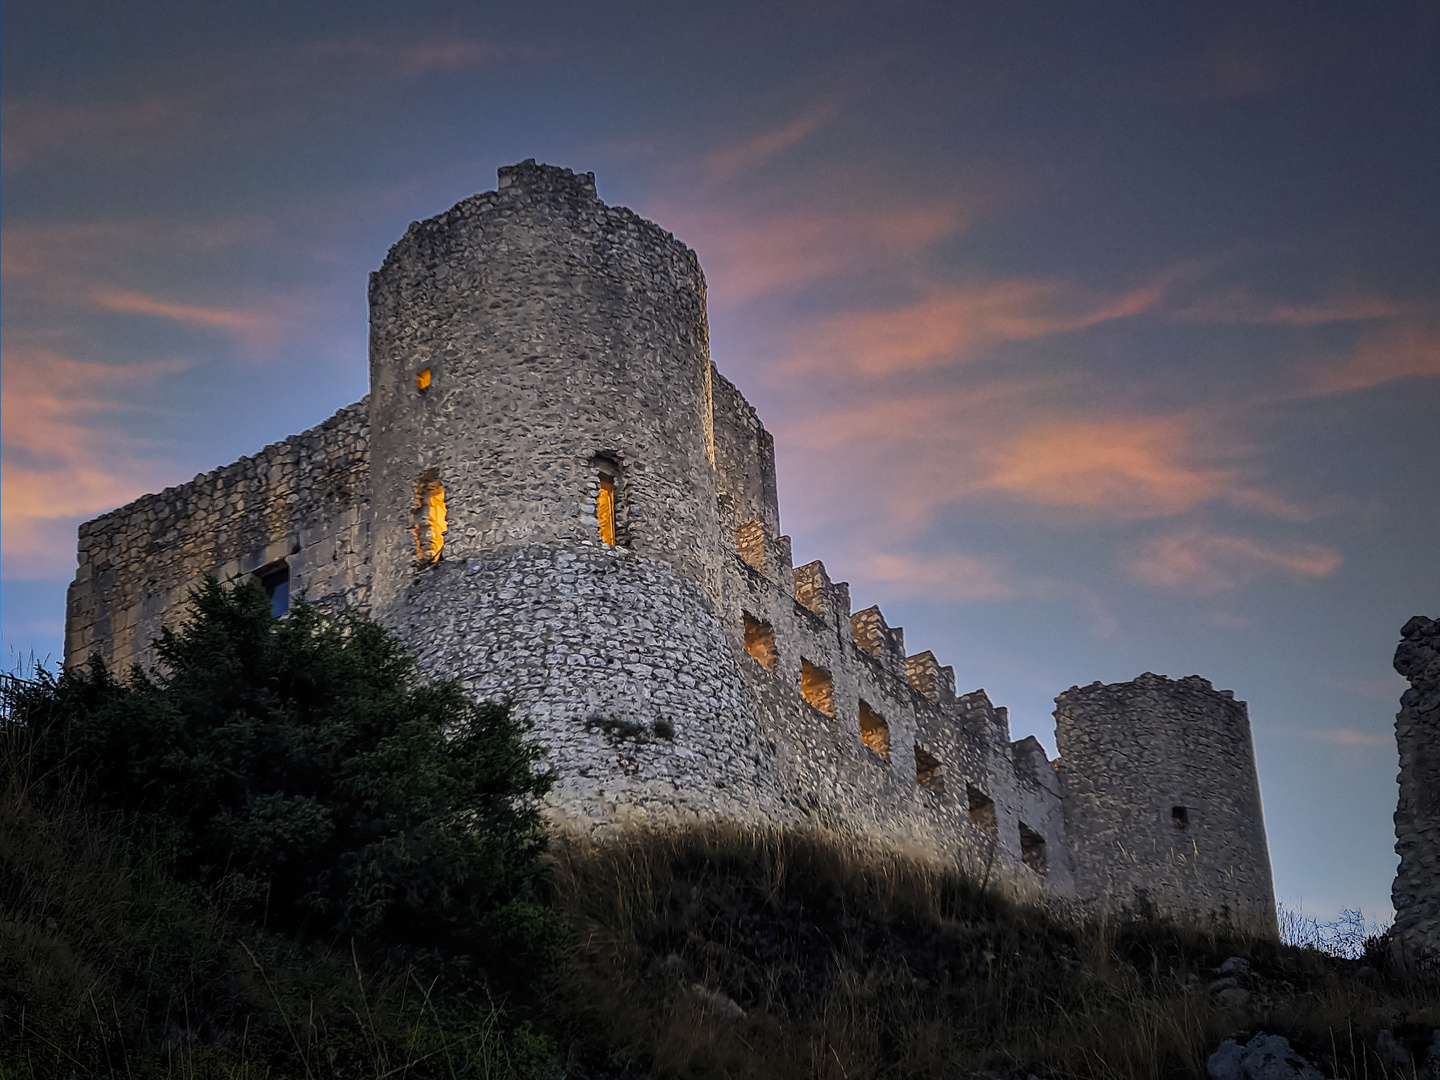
[{"x1": 1393, "y1": 615, "x2": 1440, "y2": 979}]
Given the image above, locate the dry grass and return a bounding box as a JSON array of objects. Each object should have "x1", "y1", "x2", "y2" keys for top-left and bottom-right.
[{"x1": 543, "y1": 823, "x2": 1439, "y2": 1080}]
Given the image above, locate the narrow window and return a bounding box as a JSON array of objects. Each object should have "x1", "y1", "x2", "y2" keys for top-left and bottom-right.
[
  {"x1": 966, "y1": 786, "x2": 998, "y2": 837},
  {"x1": 597, "y1": 471, "x2": 617, "y2": 545},
  {"x1": 858, "y1": 700, "x2": 890, "y2": 761},
  {"x1": 412, "y1": 469, "x2": 446, "y2": 564},
  {"x1": 800, "y1": 660, "x2": 835, "y2": 718},
  {"x1": 257, "y1": 561, "x2": 290, "y2": 618},
  {"x1": 915, "y1": 746, "x2": 945, "y2": 795},
  {"x1": 1019, "y1": 823, "x2": 1047, "y2": 876},
  {"x1": 742, "y1": 612, "x2": 778, "y2": 670},
  {"x1": 416, "y1": 367, "x2": 432, "y2": 393},
  {"x1": 1172, "y1": 806, "x2": 1189, "y2": 830},
  {"x1": 735, "y1": 520, "x2": 766, "y2": 573}
]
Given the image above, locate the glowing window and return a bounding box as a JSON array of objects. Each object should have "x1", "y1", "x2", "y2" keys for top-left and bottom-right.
[
  {"x1": 915, "y1": 746, "x2": 945, "y2": 795},
  {"x1": 598, "y1": 471, "x2": 617, "y2": 545},
  {"x1": 416, "y1": 367, "x2": 432, "y2": 393},
  {"x1": 858, "y1": 700, "x2": 890, "y2": 761},
  {"x1": 743, "y1": 612, "x2": 778, "y2": 670},
  {"x1": 800, "y1": 660, "x2": 835, "y2": 717},
  {"x1": 967, "y1": 786, "x2": 998, "y2": 837},
  {"x1": 412, "y1": 469, "x2": 446, "y2": 563}
]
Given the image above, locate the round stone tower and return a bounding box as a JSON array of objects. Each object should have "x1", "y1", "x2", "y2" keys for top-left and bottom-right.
[
  {"x1": 1053, "y1": 673, "x2": 1277, "y2": 935},
  {"x1": 365, "y1": 160, "x2": 781, "y2": 829}
]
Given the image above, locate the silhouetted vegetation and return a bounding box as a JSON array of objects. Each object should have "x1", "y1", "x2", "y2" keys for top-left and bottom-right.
[
  {"x1": 2, "y1": 584, "x2": 1435, "y2": 1077},
  {"x1": 2, "y1": 581, "x2": 563, "y2": 1077}
]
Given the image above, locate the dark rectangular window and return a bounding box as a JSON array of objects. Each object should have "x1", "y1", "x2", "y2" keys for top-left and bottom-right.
[{"x1": 258, "y1": 562, "x2": 290, "y2": 617}]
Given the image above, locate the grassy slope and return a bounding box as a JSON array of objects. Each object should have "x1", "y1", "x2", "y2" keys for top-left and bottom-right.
[
  {"x1": 3, "y1": 774, "x2": 1436, "y2": 1079},
  {"x1": 545, "y1": 826, "x2": 1439, "y2": 1080}
]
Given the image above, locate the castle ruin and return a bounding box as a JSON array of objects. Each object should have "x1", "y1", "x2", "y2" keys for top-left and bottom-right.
[{"x1": 63, "y1": 160, "x2": 1278, "y2": 934}]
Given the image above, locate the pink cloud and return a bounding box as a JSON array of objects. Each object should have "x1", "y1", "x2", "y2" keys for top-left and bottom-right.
[
  {"x1": 1, "y1": 347, "x2": 187, "y2": 578},
  {"x1": 854, "y1": 550, "x2": 1014, "y2": 602},
  {"x1": 1304, "y1": 319, "x2": 1440, "y2": 396},
  {"x1": 1124, "y1": 527, "x2": 1341, "y2": 593},
  {"x1": 696, "y1": 102, "x2": 841, "y2": 187},
  {"x1": 655, "y1": 200, "x2": 968, "y2": 306},
  {"x1": 977, "y1": 415, "x2": 1242, "y2": 520},
  {"x1": 303, "y1": 35, "x2": 514, "y2": 77},
  {"x1": 1175, "y1": 290, "x2": 1406, "y2": 326},
  {"x1": 0, "y1": 96, "x2": 204, "y2": 173},
  {"x1": 1307, "y1": 728, "x2": 1392, "y2": 749},
  {"x1": 781, "y1": 268, "x2": 1187, "y2": 375},
  {"x1": 92, "y1": 289, "x2": 273, "y2": 334}
]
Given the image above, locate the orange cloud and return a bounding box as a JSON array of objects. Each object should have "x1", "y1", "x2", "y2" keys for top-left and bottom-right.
[
  {"x1": 1, "y1": 347, "x2": 187, "y2": 578},
  {"x1": 2, "y1": 219, "x2": 297, "y2": 350},
  {"x1": 783, "y1": 270, "x2": 1184, "y2": 375},
  {"x1": 656, "y1": 200, "x2": 967, "y2": 305},
  {"x1": 978, "y1": 416, "x2": 1240, "y2": 520},
  {"x1": 0, "y1": 96, "x2": 203, "y2": 173},
  {"x1": 1124, "y1": 527, "x2": 1341, "y2": 593},
  {"x1": 854, "y1": 550, "x2": 1014, "y2": 602},
  {"x1": 1305, "y1": 319, "x2": 1440, "y2": 396},
  {"x1": 303, "y1": 35, "x2": 513, "y2": 77},
  {"x1": 1304, "y1": 728, "x2": 1392, "y2": 749},
  {"x1": 1176, "y1": 291, "x2": 1406, "y2": 326},
  {"x1": 697, "y1": 102, "x2": 841, "y2": 186},
  {"x1": 92, "y1": 289, "x2": 271, "y2": 333}
]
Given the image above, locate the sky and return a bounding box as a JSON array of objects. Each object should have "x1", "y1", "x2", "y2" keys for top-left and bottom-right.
[{"x1": 3, "y1": 0, "x2": 1437, "y2": 924}]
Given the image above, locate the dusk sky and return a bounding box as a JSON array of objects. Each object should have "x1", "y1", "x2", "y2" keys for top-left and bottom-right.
[{"x1": 3, "y1": 1, "x2": 1437, "y2": 924}]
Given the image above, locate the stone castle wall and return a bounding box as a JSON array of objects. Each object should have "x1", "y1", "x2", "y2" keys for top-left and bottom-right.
[
  {"x1": 1054, "y1": 674, "x2": 1277, "y2": 934},
  {"x1": 62, "y1": 160, "x2": 1279, "y2": 924},
  {"x1": 65, "y1": 402, "x2": 371, "y2": 672},
  {"x1": 1393, "y1": 615, "x2": 1439, "y2": 977}
]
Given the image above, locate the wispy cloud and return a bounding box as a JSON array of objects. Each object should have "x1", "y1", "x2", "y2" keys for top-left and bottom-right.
[
  {"x1": 977, "y1": 415, "x2": 1241, "y2": 520},
  {"x1": 1123, "y1": 527, "x2": 1341, "y2": 593},
  {"x1": 853, "y1": 550, "x2": 1014, "y2": 602},
  {"x1": 696, "y1": 102, "x2": 842, "y2": 187},
  {"x1": 781, "y1": 268, "x2": 1188, "y2": 375},
  {"x1": 1304, "y1": 318, "x2": 1440, "y2": 396},
  {"x1": 1174, "y1": 289, "x2": 1406, "y2": 326},
  {"x1": 2, "y1": 218, "x2": 297, "y2": 350},
  {"x1": 301, "y1": 34, "x2": 516, "y2": 78},
  {"x1": 0, "y1": 96, "x2": 205, "y2": 173},
  {"x1": 92, "y1": 289, "x2": 276, "y2": 335},
  {"x1": 1, "y1": 347, "x2": 187, "y2": 578},
  {"x1": 654, "y1": 200, "x2": 968, "y2": 306},
  {"x1": 1, "y1": 33, "x2": 516, "y2": 174}
]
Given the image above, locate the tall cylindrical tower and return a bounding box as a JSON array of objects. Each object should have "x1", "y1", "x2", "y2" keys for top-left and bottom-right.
[
  {"x1": 365, "y1": 160, "x2": 781, "y2": 828},
  {"x1": 1054, "y1": 673, "x2": 1277, "y2": 935}
]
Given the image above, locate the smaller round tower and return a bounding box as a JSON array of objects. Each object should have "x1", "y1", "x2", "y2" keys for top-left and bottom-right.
[{"x1": 1054, "y1": 673, "x2": 1277, "y2": 935}]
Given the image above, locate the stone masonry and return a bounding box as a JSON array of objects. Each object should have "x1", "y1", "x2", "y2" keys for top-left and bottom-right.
[
  {"x1": 63, "y1": 160, "x2": 1278, "y2": 930},
  {"x1": 1054, "y1": 674, "x2": 1276, "y2": 932},
  {"x1": 1393, "y1": 616, "x2": 1440, "y2": 978}
]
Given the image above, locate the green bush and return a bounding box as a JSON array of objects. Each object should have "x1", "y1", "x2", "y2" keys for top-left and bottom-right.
[{"x1": 8, "y1": 578, "x2": 565, "y2": 996}]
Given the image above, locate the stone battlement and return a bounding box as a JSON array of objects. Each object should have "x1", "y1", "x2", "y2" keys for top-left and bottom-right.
[{"x1": 64, "y1": 162, "x2": 1278, "y2": 933}]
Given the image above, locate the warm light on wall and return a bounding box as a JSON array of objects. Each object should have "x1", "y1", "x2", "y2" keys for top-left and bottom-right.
[
  {"x1": 416, "y1": 368, "x2": 432, "y2": 392},
  {"x1": 801, "y1": 659, "x2": 836, "y2": 718},
  {"x1": 598, "y1": 472, "x2": 616, "y2": 545},
  {"x1": 412, "y1": 469, "x2": 446, "y2": 563},
  {"x1": 859, "y1": 700, "x2": 891, "y2": 761}
]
